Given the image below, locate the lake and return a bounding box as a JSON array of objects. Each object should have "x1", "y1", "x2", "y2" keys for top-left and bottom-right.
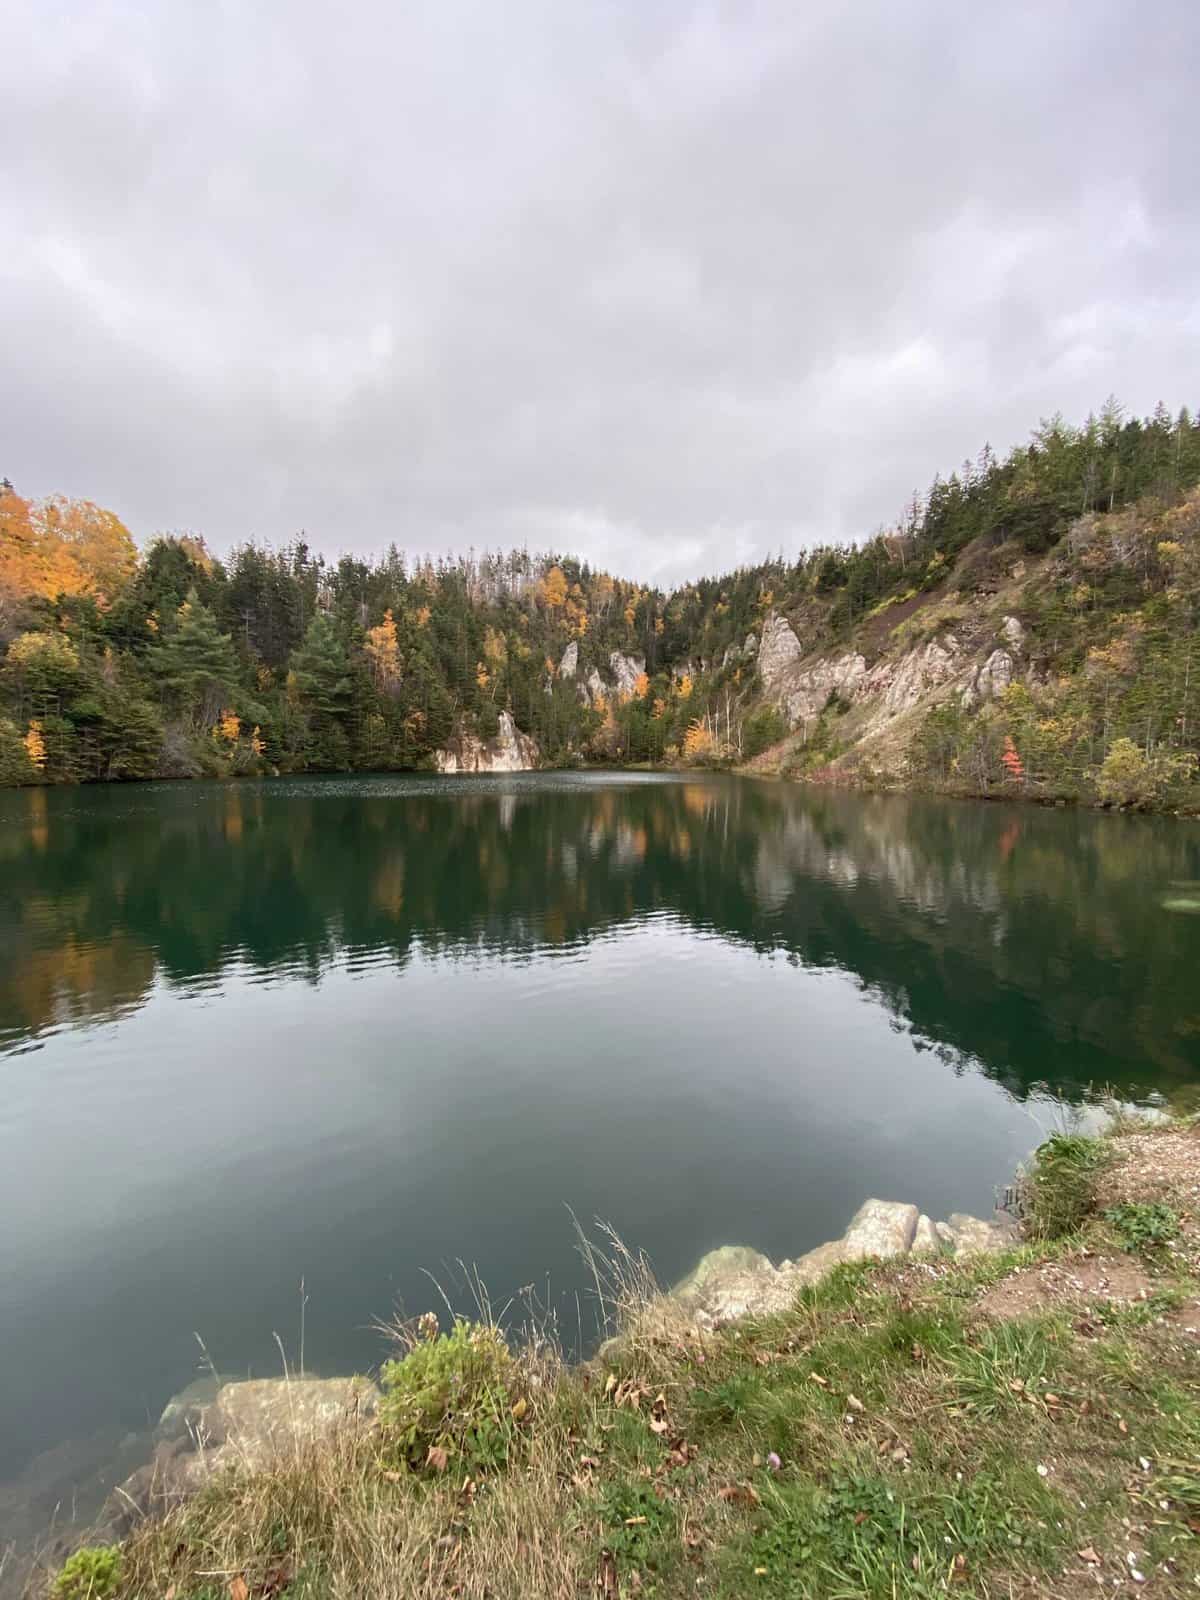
[{"x1": 2, "y1": 772, "x2": 1199, "y2": 1549}]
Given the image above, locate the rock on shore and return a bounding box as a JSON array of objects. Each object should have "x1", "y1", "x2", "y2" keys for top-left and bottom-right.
[
  {"x1": 103, "y1": 1375, "x2": 379, "y2": 1538},
  {"x1": 673, "y1": 1197, "x2": 1018, "y2": 1327}
]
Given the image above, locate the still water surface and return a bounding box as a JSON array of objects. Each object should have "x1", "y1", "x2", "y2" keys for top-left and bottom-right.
[{"x1": 2, "y1": 772, "x2": 1199, "y2": 1539}]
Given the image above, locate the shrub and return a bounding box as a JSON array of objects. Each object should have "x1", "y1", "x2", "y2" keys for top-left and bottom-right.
[
  {"x1": 53, "y1": 1545, "x2": 122, "y2": 1600},
  {"x1": 1021, "y1": 1133, "x2": 1109, "y2": 1240},
  {"x1": 1095, "y1": 737, "x2": 1195, "y2": 808},
  {"x1": 378, "y1": 1319, "x2": 520, "y2": 1473}
]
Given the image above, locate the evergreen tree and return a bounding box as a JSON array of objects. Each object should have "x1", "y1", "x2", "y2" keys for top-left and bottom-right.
[
  {"x1": 288, "y1": 612, "x2": 352, "y2": 767},
  {"x1": 152, "y1": 590, "x2": 240, "y2": 725}
]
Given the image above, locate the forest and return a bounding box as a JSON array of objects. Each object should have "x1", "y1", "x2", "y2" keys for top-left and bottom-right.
[{"x1": 2, "y1": 397, "x2": 1199, "y2": 806}]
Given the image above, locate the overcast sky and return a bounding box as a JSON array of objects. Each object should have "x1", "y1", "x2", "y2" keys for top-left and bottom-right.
[{"x1": 2, "y1": 2, "x2": 1198, "y2": 586}]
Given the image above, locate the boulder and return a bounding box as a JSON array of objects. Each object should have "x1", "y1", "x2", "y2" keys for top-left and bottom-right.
[
  {"x1": 788, "y1": 1238, "x2": 849, "y2": 1285},
  {"x1": 106, "y1": 1375, "x2": 381, "y2": 1534},
  {"x1": 912, "y1": 1214, "x2": 942, "y2": 1255},
  {"x1": 840, "y1": 1199, "x2": 920, "y2": 1260},
  {"x1": 943, "y1": 1213, "x2": 1020, "y2": 1256},
  {"x1": 157, "y1": 1374, "x2": 224, "y2": 1441},
  {"x1": 559, "y1": 640, "x2": 578, "y2": 680},
  {"x1": 672, "y1": 1246, "x2": 794, "y2": 1324},
  {"x1": 205, "y1": 1376, "x2": 378, "y2": 1470},
  {"x1": 674, "y1": 1244, "x2": 773, "y2": 1299}
]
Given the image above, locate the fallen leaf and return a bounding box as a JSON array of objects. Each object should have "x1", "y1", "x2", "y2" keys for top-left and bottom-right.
[
  {"x1": 717, "y1": 1483, "x2": 760, "y2": 1506},
  {"x1": 426, "y1": 1445, "x2": 450, "y2": 1472},
  {"x1": 511, "y1": 1397, "x2": 528, "y2": 1422},
  {"x1": 846, "y1": 1394, "x2": 864, "y2": 1413},
  {"x1": 229, "y1": 1579, "x2": 249, "y2": 1600},
  {"x1": 1118, "y1": 1420, "x2": 1129, "y2": 1435},
  {"x1": 1078, "y1": 1547, "x2": 1101, "y2": 1565},
  {"x1": 808, "y1": 1372, "x2": 830, "y2": 1388},
  {"x1": 648, "y1": 1416, "x2": 670, "y2": 1435}
]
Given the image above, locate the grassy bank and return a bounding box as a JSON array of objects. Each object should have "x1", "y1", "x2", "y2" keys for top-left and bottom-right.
[{"x1": 48, "y1": 1122, "x2": 1200, "y2": 1600}]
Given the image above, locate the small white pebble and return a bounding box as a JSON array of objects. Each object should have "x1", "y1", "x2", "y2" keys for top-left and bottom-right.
[
  {"x1": 1138, "y1": 1456, "x2": 1151, "y2": 1472},
  {"x1": 1037, "y1": 1464, "x2": 1049, "y2": 1477}
]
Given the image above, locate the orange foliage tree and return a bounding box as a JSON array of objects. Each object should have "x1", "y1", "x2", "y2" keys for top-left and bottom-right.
[
  {"x1": 1001, "y1": 736, "x2": 1025, "y2": 782},
  {"x1": 23, "y1": 721, "x2": 47, "y2": 771},
  {"x1": 0, "y1": 484, "x2": 137, "y2": 612},
  {"x1": 683, "y1": 718, "x2": 714, "y2": 760},
  {"x1": 365, "y1": 609, "x2": 402, "y2": 692}
]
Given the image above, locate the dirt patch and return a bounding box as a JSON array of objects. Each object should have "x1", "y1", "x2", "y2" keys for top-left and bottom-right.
[
  {"x1": 1163, "y1": 1294, "x2": 1200, "y2": 1338},
  {"x1": 1096, "y1": 1126, "x2": 1200, "y2": 1264},
  {"x1": 977, "y1": 1253, "x2": 1153, "y2": 1320}
]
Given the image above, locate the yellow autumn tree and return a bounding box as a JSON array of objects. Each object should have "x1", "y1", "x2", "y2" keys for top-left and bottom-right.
[
  {"x1": 30, "y1": 495, "x2": 138, "y2": 603},
  {"x1": 250, "y1": 726, "x2": 265, "y2": 757},
  {"x1": 683, "y1": 718, "x2": 714, "y2": 760},
  {"x1": 0, "y1": 487, "x2": 48, "y2": 621},
  {"x1": 23, "y1": 720, "x2": 47, "y2": 771},
  {"x1": 540, "y1": 565, "x2": 568, "y2": 609},
  {"x1": 483, "y1": 627, "x2": 507, "y2": 668},
  {"x1": 678, "y1": 674, "x2": 693, "y2": 699},
  {"x1": 215, "y1": 709, "x2": 241, "y2": 742},
  {"x1": 633, "y1": 671, "x2": 650, "y2": 699},
  {"x1": 365, "y1": 609, "x2": 401, "y2": 691}
]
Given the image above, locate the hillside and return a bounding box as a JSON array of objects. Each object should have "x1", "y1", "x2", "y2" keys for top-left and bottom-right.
[{"x1": 2, "y1": 399, "x2": 1199, "y2": 809}]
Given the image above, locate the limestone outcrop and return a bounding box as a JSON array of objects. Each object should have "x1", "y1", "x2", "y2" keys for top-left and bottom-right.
[
  {"x1": 608, "y1": 651, "x2": 646, "y2": 698},
  {"x1": 757, "y1": 614, "x2": 804, "y2": 691},
  {"x1": 435, "y1": 711, "x2": 540, "y2": 774}
]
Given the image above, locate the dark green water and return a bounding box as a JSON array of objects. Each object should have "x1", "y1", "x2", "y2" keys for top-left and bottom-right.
[{"x1": 2, "y1": 772, "x2": 1199, "y2": 1541}]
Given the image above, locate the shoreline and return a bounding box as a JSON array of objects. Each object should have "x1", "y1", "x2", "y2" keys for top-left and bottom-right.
[{"x1": 22, "y1": 1110, "x2": 1200, "y2": 1599}]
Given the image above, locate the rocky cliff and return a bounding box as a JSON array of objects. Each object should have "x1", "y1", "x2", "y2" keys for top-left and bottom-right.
[
  {"x1": 747, "y1": 576, "x2": 1035, "y2": 783},
  {"x1": 435, "y1": 711, "x2": 540, "y2": 774}
]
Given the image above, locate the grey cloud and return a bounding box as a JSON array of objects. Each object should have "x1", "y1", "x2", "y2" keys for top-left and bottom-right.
[{"x1": 2, "y1": 0, "x2": 1198, "y2": 585}]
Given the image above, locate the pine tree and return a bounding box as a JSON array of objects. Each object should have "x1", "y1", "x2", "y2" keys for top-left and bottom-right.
[
  {"x1": 153, "y1": 590, "x2": 239, "y2": 725},
  {"x1": 288, "y1": 613, "x2": 352, "y2": 767}
]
